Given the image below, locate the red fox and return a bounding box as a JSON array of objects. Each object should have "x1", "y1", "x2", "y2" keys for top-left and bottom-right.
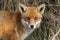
[{"x1": 0, "y1": 3, "x2": 45, "y2": 40}]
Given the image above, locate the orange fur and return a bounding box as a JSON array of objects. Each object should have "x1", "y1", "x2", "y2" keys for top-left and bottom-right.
[{"x1": 0, "y1": 11, "x2": 24, "y2": 40}]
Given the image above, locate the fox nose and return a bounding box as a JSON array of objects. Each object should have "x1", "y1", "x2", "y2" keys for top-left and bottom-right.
[{"x1": 30, "y1": 25, "x2": 34, "y2": 29}]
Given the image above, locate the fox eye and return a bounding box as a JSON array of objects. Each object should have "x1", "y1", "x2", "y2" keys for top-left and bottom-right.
[
  {"x1": 35, "y1": 17, "x2": 40, "y2": 20},
  {"x1": 26, "y1": 17, "x2": 30, "y2": 20}
]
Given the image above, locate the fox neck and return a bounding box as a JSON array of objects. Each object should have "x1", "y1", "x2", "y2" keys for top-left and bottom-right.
[{"x1": 21, "y1": 26, "x2": 34, "y2": 40}]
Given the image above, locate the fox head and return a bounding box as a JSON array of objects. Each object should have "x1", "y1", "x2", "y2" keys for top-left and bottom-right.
[{"x1": 19, "y1": 3, "x2": 45, "y2": 29}]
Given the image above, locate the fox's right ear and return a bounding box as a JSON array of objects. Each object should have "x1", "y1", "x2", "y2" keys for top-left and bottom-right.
[
  {"x1": 19, "y1": 3, "x2": 27, "y2": 13},
  {"x1": 37, "y1": 4, "x2": 45, "y2": 14}
]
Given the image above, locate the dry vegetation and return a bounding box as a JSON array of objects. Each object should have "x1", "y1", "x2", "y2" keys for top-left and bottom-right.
[{"x1": 0, "y1": 0, "x2": 60, "y2": 40}]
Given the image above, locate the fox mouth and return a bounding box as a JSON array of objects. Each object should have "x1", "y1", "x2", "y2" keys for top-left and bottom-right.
[{"x1": 21, "y1": 19, "x2": 41, "y2": 29}]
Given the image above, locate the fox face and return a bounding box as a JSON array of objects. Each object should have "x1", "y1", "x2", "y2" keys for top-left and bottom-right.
[{"x1": 19, "y1": 3, "x2": 45, "y2": 29}]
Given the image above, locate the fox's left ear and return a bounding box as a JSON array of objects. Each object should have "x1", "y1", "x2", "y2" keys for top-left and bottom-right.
[
  {"x1": 19, "y1": 3, "x2": 27, "y2": 14},
  {"x1": 37, "y1": 4, "x2": 45, "y2": 14}
]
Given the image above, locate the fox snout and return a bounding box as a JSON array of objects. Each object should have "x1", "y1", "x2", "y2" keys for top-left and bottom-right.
[
  {"x1": 21, "y1": 19, "x2": 41, "y2": 29},
  {"x1": 30, "y1": 25, "x2": 34, "y2": 29},
  {"x1": 29, "y1": 24, "x2": 36, "y2": 29}
]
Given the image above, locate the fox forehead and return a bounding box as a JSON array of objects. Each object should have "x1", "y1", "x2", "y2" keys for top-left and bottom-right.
[{"x1": 22, "y1": 7, "x2": 42, "y2": 18}]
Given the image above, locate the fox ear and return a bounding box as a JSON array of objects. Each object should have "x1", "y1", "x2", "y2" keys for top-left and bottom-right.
[
  {"x1": 19, "y1": 3, "x2": 27, "y2": 13},
  {"x1": 37, "y1": 4, "x2": 45, "y2": 14}
]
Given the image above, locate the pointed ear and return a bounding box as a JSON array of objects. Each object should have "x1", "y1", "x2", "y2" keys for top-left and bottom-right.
[
  {"x1": 19, "y1": 3, "x2": 27, "y2": 13},
  {"x1": 37, "y1": 4, "x2": 45, "y2": 14}
]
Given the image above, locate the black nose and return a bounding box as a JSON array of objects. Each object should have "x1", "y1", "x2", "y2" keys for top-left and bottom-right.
[{"x1": 30, "y1": 25, "x2": 34, "y2": 29}]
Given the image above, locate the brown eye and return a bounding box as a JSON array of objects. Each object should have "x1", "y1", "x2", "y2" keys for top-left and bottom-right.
[
  {"x1": 26, "y1": 17, "x2": 30, "y2": 20},
  {"x1": 35, "y1": 17, "x2": 40, "y2": 20},
  {"x1": 35, "y1": 17, "x2": 37, "y2": 20}
]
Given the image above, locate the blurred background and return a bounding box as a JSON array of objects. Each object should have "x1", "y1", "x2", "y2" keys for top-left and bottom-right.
[{"x1": 0, "y1": 0, "x2": 60, "y2": 40}]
